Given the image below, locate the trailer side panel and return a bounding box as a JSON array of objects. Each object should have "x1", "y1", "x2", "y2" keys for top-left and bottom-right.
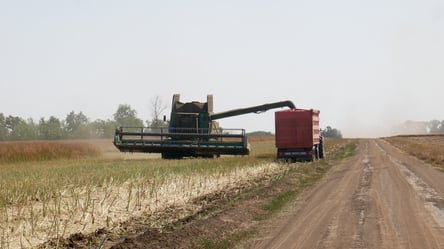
[{"x1": 275, "y1": 109, "x2": 320, "y2": 149}]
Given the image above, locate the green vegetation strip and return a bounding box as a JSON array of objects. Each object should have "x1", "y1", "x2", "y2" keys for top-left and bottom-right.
[
  {"x1": 264, "y1": 190, "x2": 297, "y2": 213},
  {"x1": 199, "y1": 230, "x2": 256, "y2": 249}
]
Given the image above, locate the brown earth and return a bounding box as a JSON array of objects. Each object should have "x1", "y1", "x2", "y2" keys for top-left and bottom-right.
[{"x1": 254, "y1": 139, "x2": 444, "y2": 249}]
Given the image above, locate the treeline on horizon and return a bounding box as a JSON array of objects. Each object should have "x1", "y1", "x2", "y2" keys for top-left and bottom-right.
[
  {"x1": 1, "y1": 104, "x2": 345, "y2": 141},
  {"x1": 394, "y1": 120, "x2": 444, "y2": 135},
  {"x1": 0, "y1": 104, "x2": 159, "y2": 141}
]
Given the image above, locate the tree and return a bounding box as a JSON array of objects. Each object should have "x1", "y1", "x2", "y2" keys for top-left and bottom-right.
[
  {"x1": 113, "y1": 104, "x2": 143, "y2": 127},
  {"x1": 396, "y1": 121, "x2": 428, "y2": 134},
  {"x1": 25, "y1": 118, "x2": 39, "y2": 140},
  {"x1": 5, "y1": 115, "x2": 37, "y2": 140},
  {"x1": 65, "y1": 111, "x2": 89, "y2": 138},
  {"x1": 39, "y1": 116, "x2": 65, "y2": 139},
  {"x1": 321, "y1": 126, "x2": 343, "y2": 138},
  {"x1": 147, "y1": 96, "x2": 168, "y2": 128},
  {"x1": 0, "y1": 113, "x2": 7, "y2": 141},
  {"x1": 428, "y1": 120, "x2": 444, "y2": 134},
  {"x1": 247, "y1": 131, "x2": 273, "y2": 136},
  {"x1": 89, "y1": 119, "x2": 116, "y2": 138}
]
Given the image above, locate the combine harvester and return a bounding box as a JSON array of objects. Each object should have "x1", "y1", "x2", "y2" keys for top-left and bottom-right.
[{"x1": 114, "y1": 94, "x2": 295, "y2": 159}]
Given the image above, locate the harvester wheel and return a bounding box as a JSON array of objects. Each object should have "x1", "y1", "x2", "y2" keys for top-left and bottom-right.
[{"x1": 161, "y1": 152, "x2": 183, "y2": 159}]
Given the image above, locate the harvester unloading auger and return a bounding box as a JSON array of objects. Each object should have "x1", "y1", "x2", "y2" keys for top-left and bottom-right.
[{"x1": 113, "y1": 94, "x2": 295, "y2": 159}]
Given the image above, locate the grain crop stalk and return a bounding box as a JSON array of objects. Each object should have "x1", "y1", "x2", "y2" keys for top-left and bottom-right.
[
  {"x1": 91, "y1": 198, "x2": 97, "y2": 224},
  {"x1": 1, "y1": 227, "x2": 8, "y2": 249},
  {"x1": 97, "y1": 234, "x2": 107, "y2": 249},
  {"x1": 29, "y1": 204, "x2": 35, "y2": 236},
  {"x1": 126, "y1": 182, "x2": 133, "y2": 211},
  {"x1": 46, "y1": 191, "x2": 63, "y2": 249},
  {"x1": 81, "y1": 187, "x2": 92, "y2": 221},
  {"x1": 135, "y1": 183, "x2": 143, "y2": 211},
  {"x1": 19, "y1": 228, "x2": 24, "y2": 249},
  {"x1": 100, "y1": 186, "x2": 113, "y2": 207},
  {"x1": 1, "y1": 205, "x2": 9, "y2": 225}
]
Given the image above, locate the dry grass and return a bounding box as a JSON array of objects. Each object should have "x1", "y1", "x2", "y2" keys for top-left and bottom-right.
[
  {"x1": 0, "y1": 140, "x2": 101, "y2": 164},
  {"x1": 384, "y1": 135, "x2": 444, "y2": 169}
]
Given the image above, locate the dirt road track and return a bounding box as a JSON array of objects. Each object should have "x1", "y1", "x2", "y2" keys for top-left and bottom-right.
[{"x1": 254, "y1": 139, "x2": 444, "y2": 249}]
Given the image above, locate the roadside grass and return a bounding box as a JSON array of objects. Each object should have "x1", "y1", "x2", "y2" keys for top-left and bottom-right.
[
  {"x1": 384, "y1": 135, "x2": 444, "y2": 170},
  {"x1": 263, "y1": 190, "x2": 297, "y2": 213},
  {"x1": 196, "y1": 138, "x2": 358, "y2": 248},
  {"x1": 257, "y1": 140, "x2": 358, "y2": 220},
  {"x1": 198, "y1": 230, "x2": 257, "y2": 249}
]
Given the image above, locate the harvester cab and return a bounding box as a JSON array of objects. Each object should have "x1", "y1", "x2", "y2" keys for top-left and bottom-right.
[{"x1": 168, "y1": 94, "x2": 217, "y2": 135}]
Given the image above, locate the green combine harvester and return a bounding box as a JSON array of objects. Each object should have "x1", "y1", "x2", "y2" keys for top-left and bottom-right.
[{"x1": 113, "y1": 94, "x2": 295, "y2": 159}]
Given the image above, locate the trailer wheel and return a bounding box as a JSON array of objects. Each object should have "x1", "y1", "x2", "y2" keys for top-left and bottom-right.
[
  {"x1": 201, "y1": 154, "x2": 220, "y2": 159},
  {"x1": 311, "y1": 147, "x2": 318, "y2": 162},
  {"x1": 319, "y1": 138, "x2": 325, "y2": 159},
  {"x1": 315, "y1": 146, "x2": 320, "y2": 160}
]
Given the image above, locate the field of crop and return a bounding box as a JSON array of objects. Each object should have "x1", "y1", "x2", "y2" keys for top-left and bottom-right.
[
  {"x1": 0, "y1": 141, "x2": 101, "y2": 164},
  {"x1": 0, "y1": 137, "x2": 350, "y2": 248},
  {"x1": 384, "y1": 135, "x2": 444, "y2": 170}
]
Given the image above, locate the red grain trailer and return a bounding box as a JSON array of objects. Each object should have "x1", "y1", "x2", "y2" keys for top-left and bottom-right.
[{"x1": 275, "y1": 109, "x2": 324, "y2": 161}]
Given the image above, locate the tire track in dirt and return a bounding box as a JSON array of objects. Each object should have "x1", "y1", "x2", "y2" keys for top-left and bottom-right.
[
  {"x1": 255, "y1": 140, "x2": 374, "y2": 249},
  {"x1": 376, "y1": 140, "x2": 444, "y2": 228},
  {"x1": 373, "y1": 140, "x2": 444, "y2": 248},
  {"x1": 350, "y1": 144, "x2": 374, "y2": 249},
  {"x1": 254, "y1": 139, "x2": 444, "y2": 249}
]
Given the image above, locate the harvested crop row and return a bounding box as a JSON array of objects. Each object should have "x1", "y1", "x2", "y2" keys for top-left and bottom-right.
[{"x1": 0, "y1": 161, "x2": 288, "y2": 248}]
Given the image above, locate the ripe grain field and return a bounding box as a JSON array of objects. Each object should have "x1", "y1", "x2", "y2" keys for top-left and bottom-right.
[
  {"x1": 384, "y1": 135, "x2": 444, "y2": 170},
  {"x1": 0, "y1": 137, "x2": 350, "y2": 248}
]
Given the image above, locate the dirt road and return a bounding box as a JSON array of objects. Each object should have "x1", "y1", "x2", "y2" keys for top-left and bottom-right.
[{"x1": 255, "y1": 139, "x2": 444, "y2": 249}]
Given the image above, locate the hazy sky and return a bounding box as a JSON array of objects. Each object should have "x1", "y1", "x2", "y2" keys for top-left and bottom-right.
[{"x1": 1, "y1": 0, "x2": 443, "y2": 137}]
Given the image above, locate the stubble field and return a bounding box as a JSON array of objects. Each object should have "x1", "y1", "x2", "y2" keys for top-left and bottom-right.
[{"x1": 0, "y1": 137, "x2": 351, "y2": 248}]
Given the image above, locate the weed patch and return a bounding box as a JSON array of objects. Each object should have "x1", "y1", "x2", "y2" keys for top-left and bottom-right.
[
  {"x1": 197, "y1": 230, "x2": 257, "y2": 249},
  {"x1": 263, "y1": 190, "x2": 297, "y2": 213}
]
